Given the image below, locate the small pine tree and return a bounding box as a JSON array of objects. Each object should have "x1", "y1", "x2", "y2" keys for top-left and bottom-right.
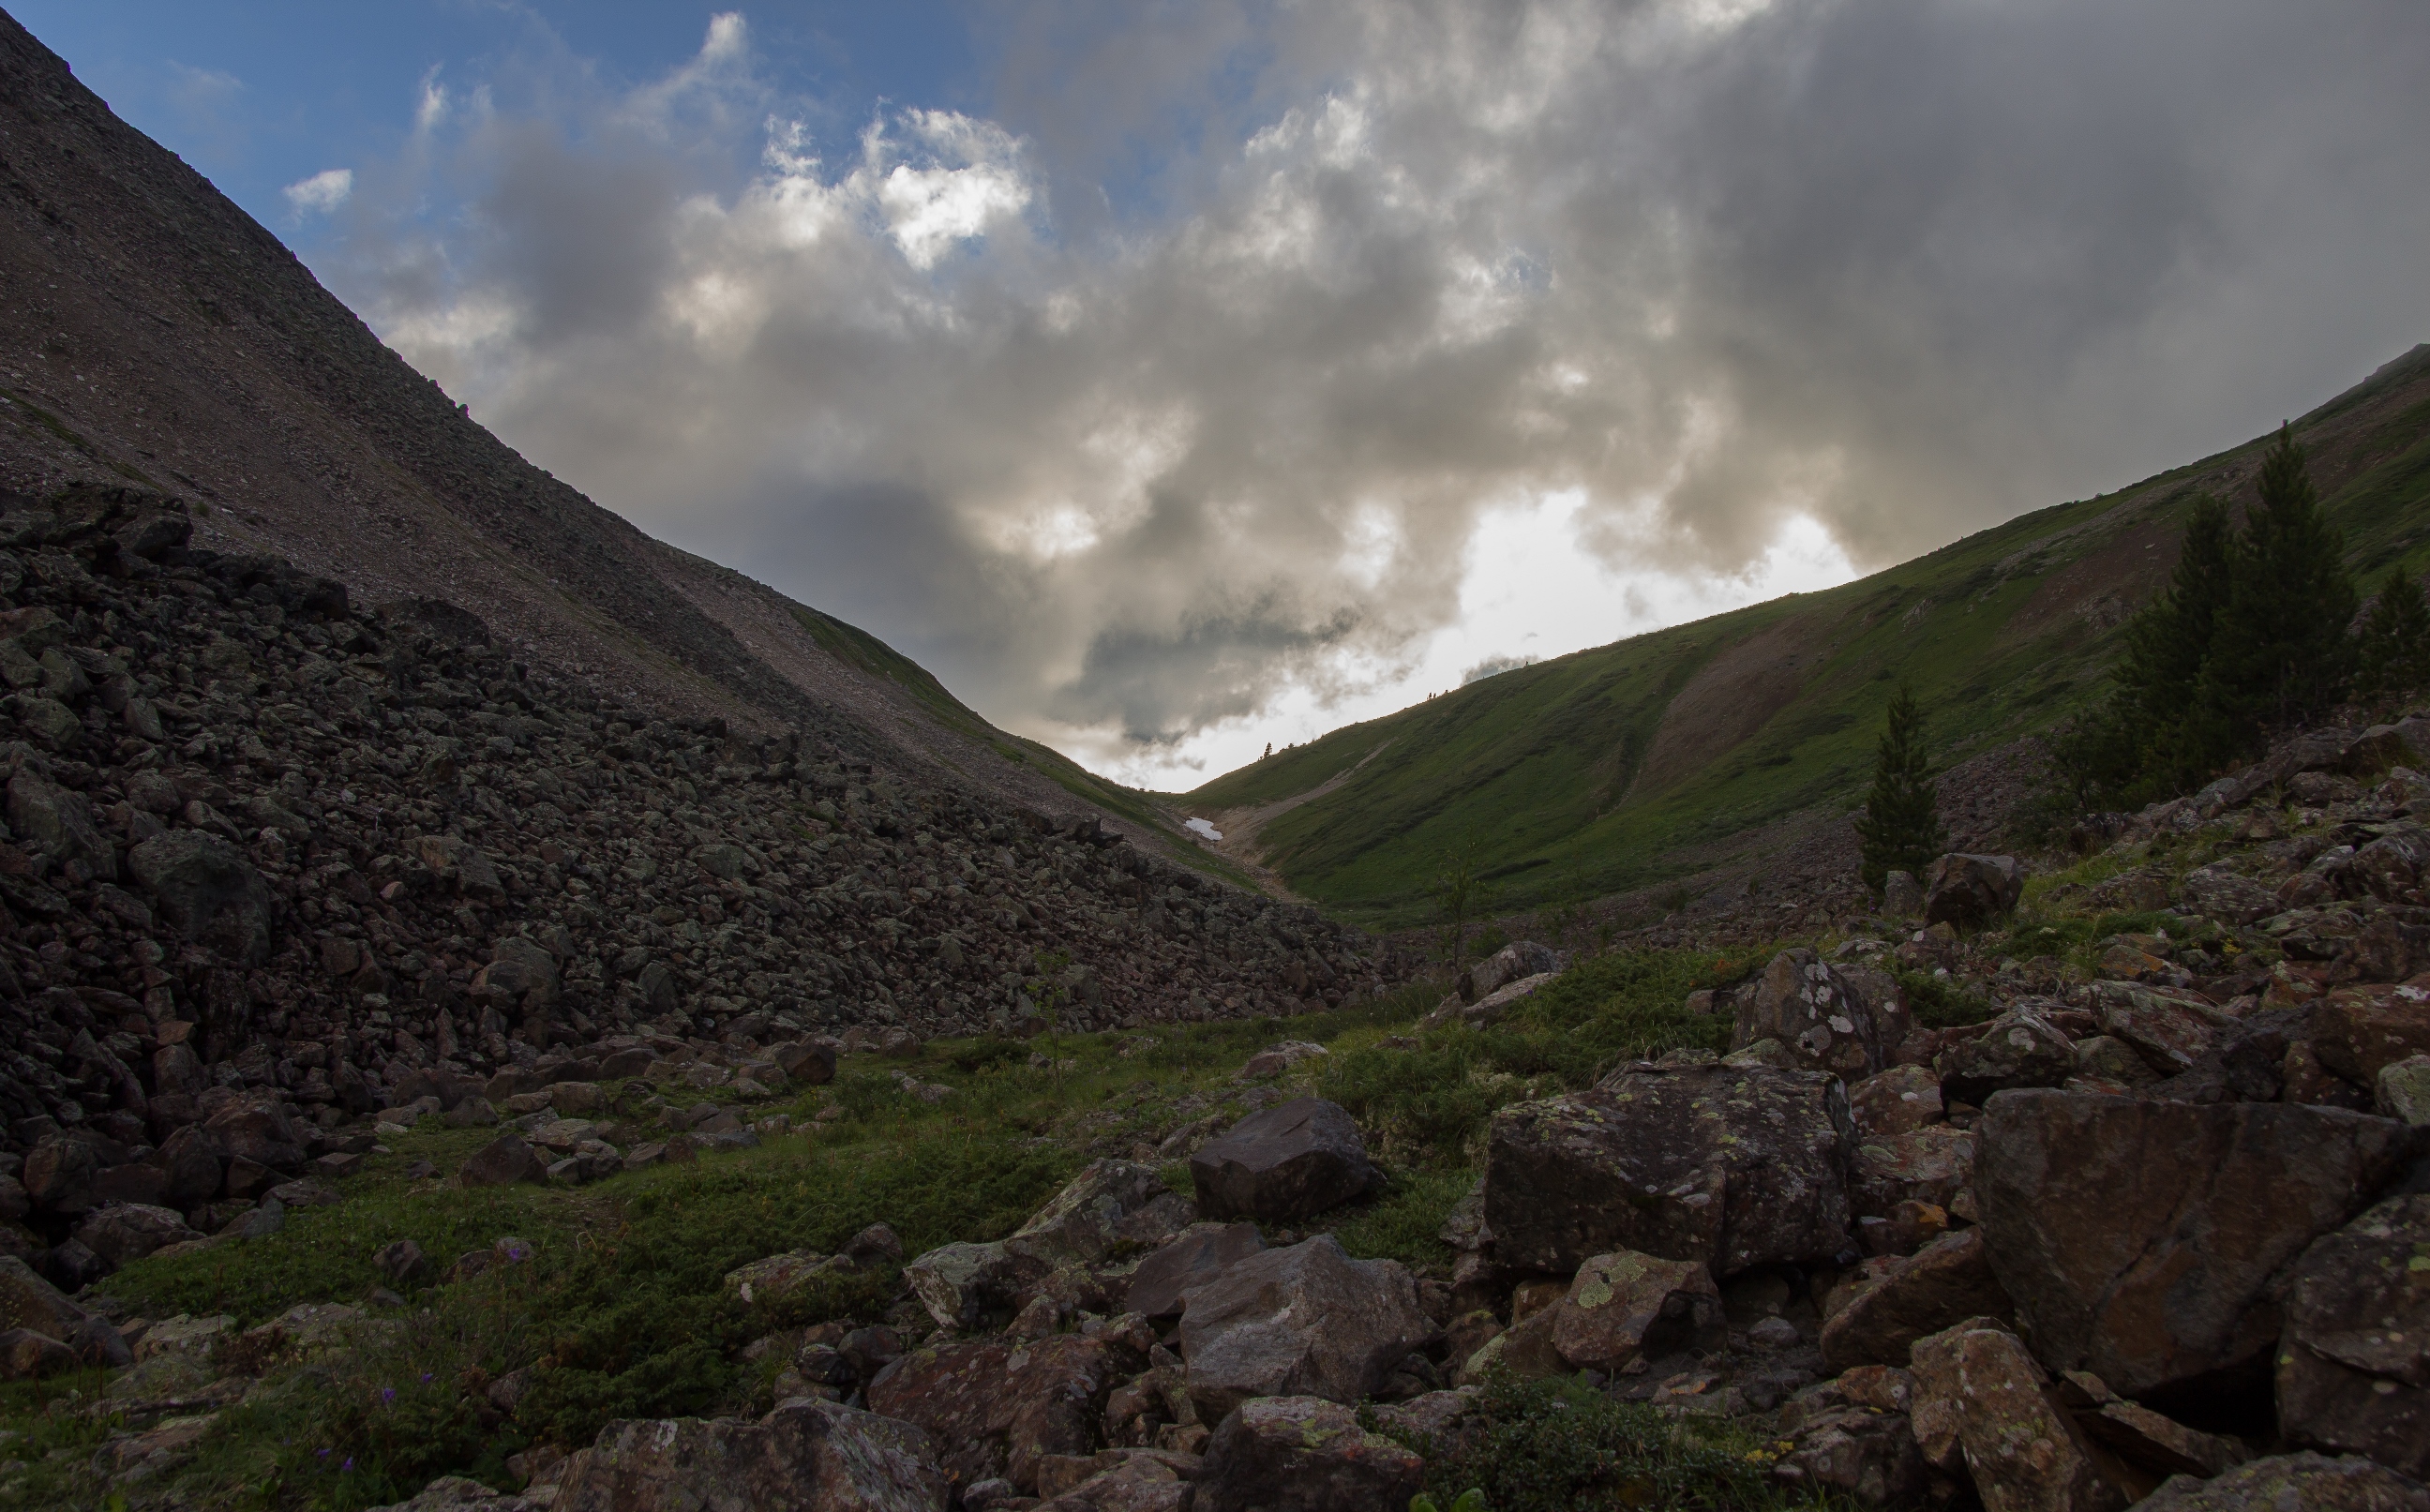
[
  {"x1": 1856, "y1": 681, "x2": 1945, "y2": 893},
  {"x1": 2357, "y1": 566, "x2": 2430, "y2": 704},
  {"x1": 2191, "y1": 425, "x2": 2357, "y2": 752}
]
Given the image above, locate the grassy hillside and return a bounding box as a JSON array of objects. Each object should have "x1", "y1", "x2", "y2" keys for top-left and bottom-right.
[{"x1": 1179, "y1": 343, "x2": 2430, "y2": 927}]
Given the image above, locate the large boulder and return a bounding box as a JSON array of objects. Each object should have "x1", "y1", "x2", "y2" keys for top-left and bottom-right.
[
  {"x1": 1189, "y1": 1099, "x2": 1376, "y2": 1222},
  {"x1": 865, "y1": 1332, "x2": 1136, "y2": 1494},
  {"x1": 1178, "y1": 1235, "x2": 1432, "y2": 1422},
  {"x1": 1911, "y1": 1318, "x2": 2125, "y2": 1512},
  {"x1": 1848, "y1": 1063, "x2": 1944, "y2": 1138},
  {"x1": 75, "y1": 1204, "x2": 202, "y2": 1269},
  {"x1": 2276, "y1": 1194, "x2": 2430, "y2": 1477},
  {"x1": 1483, "y1": 1063, "x2": 1854, "y2": 1275},
  {"x1": 1123, "y1": 1222, "x2": 1263, "y2": 1320},
  {"x1": 1772, "y1": 1367, "x2": 1930, "y2": 1506},
  {"x1": 0, "y1": 1256, "x2": 87, "y2": 1340},
  {"x1": 1732, "y1": 948, "x2": 1910, "y2": 1078},
  {"x1": 1849, "y1": 1124, "x2": 1975, "y2": 1220},
  {"x1": 2313, "y1": 982, "x2": 2430, "y2": 1085},
  {"x1": 1461, "y1": 941, "x2": 1560, "y2": 1003},
  {"x1": 553, "y1": 1397, "x2": 946, "y2": 1511},
  {"x1": 1975, "y1": 1089, "x2": 2423, "y2": 1409},
  {"x1": 128, "y1": 831, "x2": 278, "y2": 964},
  {"x1": 1937, "y1": 1008, "x2": 2078, "y2": 1106},
  {"x1": 8, "y1": 772, "x2": 115, "y2": 880},
  {"x1": 1819, "y1": 1228, "x2": 2013, "y2": 1373},
  {"x1": 474, "y1": 938, "x2": 559, "y2": 1010},
  {"x1": 1009, "y1": 1160, "x2": 1181, "y2": 1268},
  {"x1": 2090, "y1": 982, "x2": 2238, "y2": 1080},
  {"x1": 2135, "y1": 1454, "x2": 2430, "y2": 1512},
  {"x1": 1924, "y1": 854, "x2": 2027, "y2": 927},
  {"x1": 902, "y1": 1241, "x2": 1048, "y2": 1334},
  {"x1": 1194, "y1": 1397, "x2": 1425, "y2": 1512},
  {"x1": 205, "y1": 1090, "x2": 308, "y2": 1172},
  {"x1": 457, "y1": 1133, "x2": 548, "y2": 1188},
  {"x1": 1546, "y1": 1249, "x2": 1724, "y2": 1373}
]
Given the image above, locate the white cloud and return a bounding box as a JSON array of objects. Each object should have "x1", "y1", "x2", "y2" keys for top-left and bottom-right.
[
  {"x1": 315, "y1": 0, "x2": 2430, "y2": 792},
  {"x1": 282, "y1": 168, "x2": 353, "y2": 216}
]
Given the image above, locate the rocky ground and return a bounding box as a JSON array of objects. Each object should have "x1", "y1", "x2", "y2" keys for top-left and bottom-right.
[
  {"x1": 5, "y1": 711, "x2": 2428, "y2": 1511},
  {"x1": 0, "y1": 483, "x2": 1403, "y2": 1295}
]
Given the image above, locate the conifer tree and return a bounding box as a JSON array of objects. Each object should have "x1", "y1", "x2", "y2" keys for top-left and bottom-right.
[
  {"x1": 2191, "y1": 425, "x2": 2356, "y2": 750},
  {"x1": 2357, "y1": 566, "x2": 2430, "y2": 704},
  {"x1": 1856, "y1": 681, "x2": 1944, "y2": 892}
]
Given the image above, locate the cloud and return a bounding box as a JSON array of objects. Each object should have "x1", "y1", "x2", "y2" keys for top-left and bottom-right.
[
  {"x1": 311, "y1": 0, "x2": 2430, "y2": 786},
  {"x1": 282, "y1": 168, "x2": 354, "y2": 216}
]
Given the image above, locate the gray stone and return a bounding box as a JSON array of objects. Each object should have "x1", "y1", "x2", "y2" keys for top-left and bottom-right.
[
  {"x1": 1924, "y1": 854, "x2": 2027, "y2": 927},
  {"x1": 1124, "y1": 1222, "x2": 1264, "y2": 1320},
  {"x1": 2276, "y1": 1194, "x2": 2430, "y2": 1478},
  {"x1": 2136, "y1": 1454, "x2": 2430, "y2": 1512},
  {"x1": 1733, "y1": 948, "x2": 1910, "y2": 1079},
  {"x1": 1937, "y1": 1008, "x2": 2077, "y2": 1105},
  {"x1": 1178, "y1": 1235, "x2": 1432, "y2": 1422},
  {"x1": 1483, "y1": 1062, "x2": 1854, "y2": 1275},
  {"x1": 128, "y1": 831, "x2": 278, "y2": 964},
  {"x1": 1189, "y1": 1098, "x2": 1376, "y2": 1223},
  {"x1": 74, "y1": 1203, "x2": 202, "y2": 1268},
  {"x1": 1009, "y1": 1160, "x2": 1173, "y2": 1268},
  {"x1": 7, "y1": 772, "x2": 115, "y2": 880},
  {"x1": 554, "y1": 1397, "x2": 947, "y2": 1511},
  {"x1": 1194, "y1": 1396, "x2": 1425, "y2": 1512},
  {"x1": 457, "y1": 1133, "x2": 548, "y2": 1188}
]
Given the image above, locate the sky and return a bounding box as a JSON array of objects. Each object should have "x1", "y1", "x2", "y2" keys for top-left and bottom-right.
[{"x1": 21, "y1": 2, "x2": 2430, "y2": 790}]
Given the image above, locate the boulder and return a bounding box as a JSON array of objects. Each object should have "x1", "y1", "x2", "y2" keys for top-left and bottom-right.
[
  {"x1": 1732, "y1": 948, "x2": 1908, "y2": 1078},
  {"x1": 1178, "y1": 1235, "x2": 1432, "y2": 1421},
  {"x1": 1545, "y1": 1249, "x2": 1723, "y2": 1372},
  {"x1": 364, "y1": 1476, "x2": 542, "y2": 1512},
  {"x1": 1848, "y1": 1063, "x2": 1944, "y2": 1137},
  {"x1": 1189, "y1": 1099, "x2": 1375, "y2": 1222},
  {"x1": 128, "y1": 831, "x2": 278, "y2": 964},
  {"x1": 1461, "y1": 941, "x2": 1560, "y2": 1002},
  {"x1": 20, "y1": 1133, "x2": 108, "y2": 1215},
  {"x1": 1036, "y1": 1455, "x2": 1193, "y2": 1512},
  {"x1": 457, "y1": 1133, "x2": 548, "y2": 1188},
  {"x1": 1454, "y1": 1299, "x2": 1565, "y2": 1386},
  {"x1": 1924, "y1": 854, "x2": 2027, "y2": 927},
  {"x1": 2091, "y1": 982, "x2": 2237, "y2": 1079},
  {"x1": 1772, "y1": 1366, "x2": 1929, "y2": 1505},
  {"x1": 75, "y1": 1203, "x2": 202, "y2": 1268},
  {"x1": 1975, "y1": 1089, "x2": 2423, "y2": 1407},
  {"x1": 777, "y1": 1040, "x2": 839, "y2": 1085},
  {"x1": 0, "y1": 1327, "x2": 77, "y2": 1381},
  {"x1": 1483, "y1": 1063, "x2": 1854, "y2": 1275},
  {"x1": 2135, "y1": 1454, "x2": 2430, "y2": 1512},
  {"x1": 7, "y1": 772, "x2": 115, "y2": 880},
  {"x1": 205, "y1": 1091, "x2": 308, "y2": 1172},
  {"x1": 0, "y1": 1256, "x2": 89, "y2": 1340},
  {"x1": 865, "y1": 1332, "x2": 1136, "y2": 1494},
  {"x1": 2275, "y1": 1194, "x2": 2430, "y2": 1477},
  {"x1": 1193, "y1": 1397, "x2": 1426, "y2": 1512},
  {"x1": 1911, "y1": 1318, "x2": 2125, "y2": 1512},
  {"x1": 903, "y1": 1241, "x2": 1048, "y2": 1333},
  {"x1": 2056, "y1": 1371, "x2": 2250, "y2": 1483},
  {"x1": 1124, "y1": 1222, "x2": 1263, "y2": 1320},
  {"x1": 1010, "y1": 1160, "x2": 1177, "y2": 1268},
  {"x1": 1848, "y1": 1125, "x2": 1974, "y2": 1220},
  {"x1": 1937, "y1": 1008, "x2": 2077, "y2": 1105},
  {"x1": 554, "y1": 1397, "x2": 947, "y2": 1511},
  {"x1": 476, "y1": 937, "x2": 560, "y2": 1010},
  {"x1": 1819, "y1": 1228, "x2": 2013, "y2": 1373},
  {"x1": 2313, "y1": 982, "x2": 2430, "y2": 1085},
  {"x1": 2179, "y1": 866, "x2": 2282, "y2": 928},
  {"x1": 2380, "y1": 1055, "x2": 2430, "y2": 1124}
]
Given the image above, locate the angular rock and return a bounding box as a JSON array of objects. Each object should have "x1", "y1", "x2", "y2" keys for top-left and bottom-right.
[
  {"x1": 1037, "y1": 1455, "x2": 1192, "y2": 1512},
  {"x1": 1455, "y1": 1299, "x2": 1564, "y2": 1386},
  {"x1": 0, "y1": 1327, "x2": 76, "y2": 1381},
  {"x1": 903, "y1": 1240, "x2": 1048, "y2": 1334},
  {"x1": 476, "y1": 937, "x2": 559, "y2": 1010},
  {"x1": 2380, "y1": 1054, "x2": 2430, "y2": 1124},
  {"x1": 554, "y1": 1396, "x2": 947, "y2": 1511},
  {"x1": 0, "y1": 1255, "x2": 88, "y2": 1340},
  {"x1": 1483, "y1": 1062, "x2": 1854, "y2": 1275},
  {"x1": 1462, "y1": 941, "x2": 1560, "y2": 1002},
  {"x1": 1546, "y1": 1249, "x2": 1723, "y2": 1372},
  {"x1": 8, "y1": 772, "x2": 115, "y2": 880},
  {"x1": 2276, "y1": 1193, "x2": 2430, "y2": 1477},
  {"x1": 1938, "y1": 1008, "x2": 2076, "y2": 1105},
  {"x1": 457, "y1": 1133, "x2": 548, "y2": 1188},
  {"x1": 2180, "y1": 866, "x2": 2283, "y2": 928},
  {"x1": 2314, "y1": 981, "x2": 2430, "y2": 1085},
  {"x1": 1010, "y1": 1160, "x2": 1173, "y2": 1268},
  {"x1": 364, "y1": 1475, "x2": 541, "y2": 1512},
  {"x1": 205, "y1": 1091, "x2": 308, "y2": 1173},
  {"x1": 1975, "y1": 1089, "x2": 2423, "y2": 1406},
  {"x1": 75, "y1": 1203, "x2": 202, "y2": 1268},
  {"x1": 1189, "y1": 1098, "x2": 1376, "y2": 1223},
  {"x1": 1178, "y1": 1235, "x2": 1432, "y2": 1421},
  {"x1": 2092, "y1": 982, "x2": 2236, "y2": 1078},
  {"x1": 1848, "y1": 1063, "x2": 1944, "y2": 1137},
  {"x1": 2135, "y1": 1454, "x2": 2430, "y2": 1512},
  {"x1": 1820, "y1": 1228, "x2": 2013, "y2": 1373},
  {"x1": 1194, "y1": 1396, "x2": 1426, "y2": 1512},
  {"x1": 1773, "y1": 1367, "x2": 1929, "y2": 1505},
  {"x1": 1124, "y1": 1222, "x2": 1263, "y2": 1320},
  {"x1": 1925, "y1": 854, "x2": 2027, "y2": 927},
  {"x1": 1910, "y1": 1318, "x2": 2124, "y2": 1512},
  {"x1": 127, "y1": 831, "x2": 278, "y2": 964},
  {"x1": 1733, "y1": 948, "x2": 1905, "y2": 1078},
  {"x1": 2057, "y1": 1372, "x2": 2250, "y2": 1482},
  {"x1": 865, "y1": 1332, "x2": 1134, "y2": 1494},
  {"x1": 1849, "y1": 1124, "x2": 1974, "y2": 1220}
]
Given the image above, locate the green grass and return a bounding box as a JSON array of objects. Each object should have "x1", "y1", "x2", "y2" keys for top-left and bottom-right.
[
  {"x1": 22, "y1": 951, "x2": 1796, "y2": 1509},
  {"x1": 1177, "y1": 346, "x2": 2430, "y2": 927}
]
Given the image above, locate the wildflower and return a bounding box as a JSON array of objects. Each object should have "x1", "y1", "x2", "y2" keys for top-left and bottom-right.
[{"x1": 381, "y1": 1386, "x2": 397, "y2": 1405}]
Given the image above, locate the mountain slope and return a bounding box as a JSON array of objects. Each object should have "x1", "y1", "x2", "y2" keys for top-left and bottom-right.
[
  {"x1": 0, "y1": 12, "x2": 1233, "y2": 876},
  {"x1": 1182, "y1": 343, "x2": 2430, "y2": 927}
]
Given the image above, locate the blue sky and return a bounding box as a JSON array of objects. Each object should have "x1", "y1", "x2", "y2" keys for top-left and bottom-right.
[
  {"x1": 15, "y1": 2, "x2": 982, "y2": 249},
  {"x1": 15, "y1": 3, "x2": 2430, "y2": 790}
]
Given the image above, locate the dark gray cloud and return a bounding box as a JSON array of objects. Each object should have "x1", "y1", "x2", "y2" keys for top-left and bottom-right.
[{"x1": 315, "y1": 0, "x2": 2430, "y2": 782}]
